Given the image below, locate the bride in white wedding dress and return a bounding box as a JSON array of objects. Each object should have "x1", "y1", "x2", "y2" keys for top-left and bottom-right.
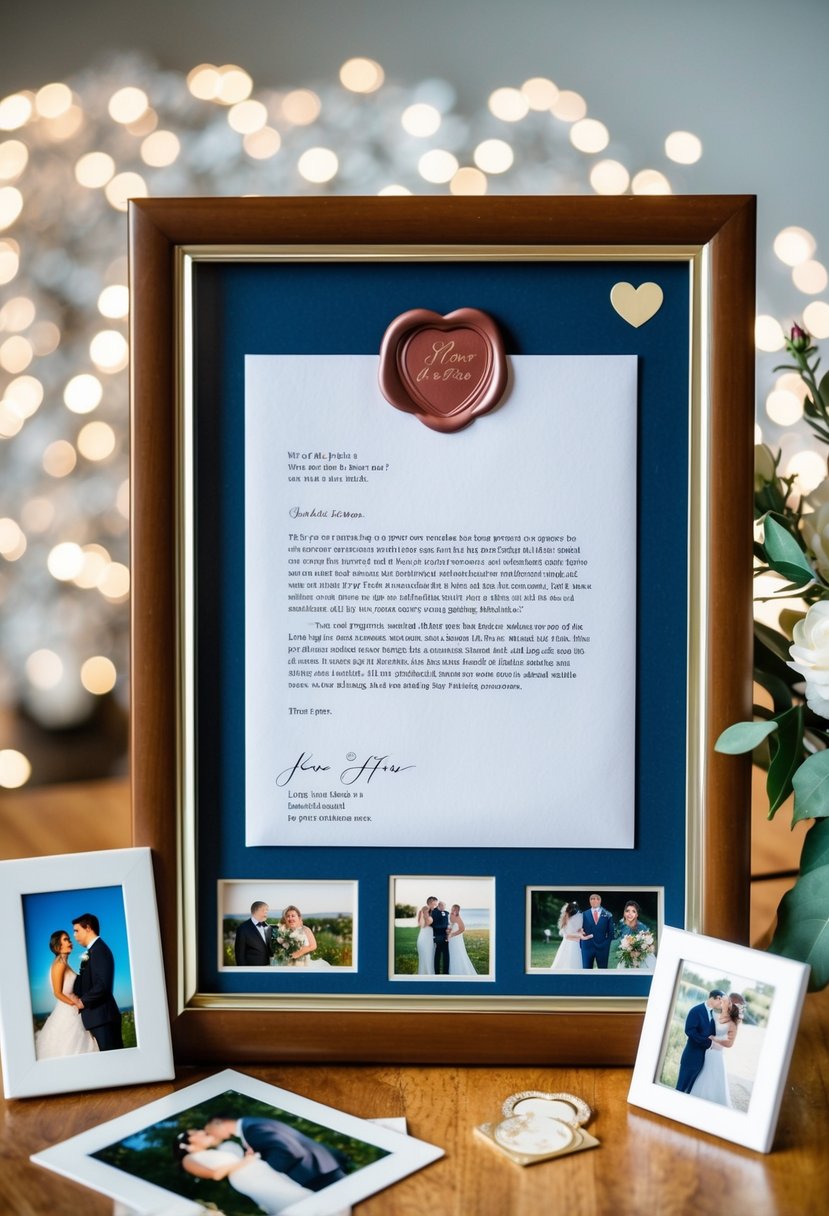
[
  {"x1": 275, "y1": 905, "x2": 332, "y2": 969},
  {"x1": 447, "y1": 905, "x2": 478, "y2": 976},
  {"x1": 34, "y1": 930, "x2": 99, "y2": 1060},
  {"x1": 550, "y1": 902, "x2": 592, "y2": 971},
  {"x1": 176, "y1": 1129, "x2": 314, "y2": 1213},
  {"x1": 416, "y1": 899, "x2": 436, "y2": 975}
]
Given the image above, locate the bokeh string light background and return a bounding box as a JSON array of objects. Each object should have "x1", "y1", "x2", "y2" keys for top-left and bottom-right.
[{"x1": 0, "y1": 53, "x2": 825, "y2": 788}]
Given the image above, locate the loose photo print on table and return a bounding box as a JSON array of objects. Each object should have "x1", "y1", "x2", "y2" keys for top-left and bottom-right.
[
  {"x1": 0, "y1": 848, "x2": 173, "y2": 1098},
  {"x1": 526, "y1": 886, "x2": 662, "y2": 974},
  {"x1": 628, "y1": 926, "x2": 810, "y2": 1152},
  {"x1": 32, "y1": 1068, "x2": 443, "y2": 1214},
  {"x1": 218, "y1": 880, "x2": 356, "y2": 972},
  {"x1": 390, "y1": 876, "x2": 494, "y2": 980}
]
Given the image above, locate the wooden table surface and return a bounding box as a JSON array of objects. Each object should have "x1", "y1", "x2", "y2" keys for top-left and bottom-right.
[{"x1": 1, "y1": 779, "x2": 826, "y2": 1216}]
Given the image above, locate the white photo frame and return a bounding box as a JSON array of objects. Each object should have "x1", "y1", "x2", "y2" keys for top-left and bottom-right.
[
  {"x1": 627, "y1": 925, "x2": 809, "y2": 1152},
  {"x1": 32, "y1": 1067, "x2": 443, "y2": 1214},
  {"x1": 0, "y1": 847, "x2": 173, "y2": 1098}
]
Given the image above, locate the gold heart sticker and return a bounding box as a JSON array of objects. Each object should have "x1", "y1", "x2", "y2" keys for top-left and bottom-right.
[{"x1": 610, "y1": 281, "x2": 664, "y2": 328}]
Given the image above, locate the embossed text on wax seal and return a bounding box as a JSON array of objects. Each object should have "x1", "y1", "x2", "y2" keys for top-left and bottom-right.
[{"x1": 378, "y1": 307, "x2": 508, "y2": 433}]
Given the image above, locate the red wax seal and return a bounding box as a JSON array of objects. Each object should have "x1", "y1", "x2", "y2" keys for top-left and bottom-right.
[{"x1": 378, "y1": 307, "x2": 508, "y2": 433}]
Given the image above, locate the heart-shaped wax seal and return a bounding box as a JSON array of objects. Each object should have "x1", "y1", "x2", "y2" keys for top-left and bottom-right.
[
  {"x1": 378, "y1": 307, "x2": 508, "y2": 433},
  {"x1": 610, "y1": 281, "x2": 664, "y2": 328}
]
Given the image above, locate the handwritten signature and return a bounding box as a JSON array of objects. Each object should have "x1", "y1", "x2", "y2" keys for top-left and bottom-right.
[{"x1": 276, "y1": 751, "x2": 415, "y2": 788}]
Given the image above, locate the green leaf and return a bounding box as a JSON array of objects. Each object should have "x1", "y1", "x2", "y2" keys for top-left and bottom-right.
[
  {"x1": 768, "y1": 864, "x2": 829, "y2": 990},
  {"x1": 714, "y1": 720, "x2": 778, "y2": 754},
  {"x1": 818, "y1": 369, "x2": 829, "y2": 408},
  {"x1": 801, "y1": 816, "x2": 829, "y2": 874},
  {"x1": 791, "y1": 749, "x2": 829, "y2": 823},
  {"x1": 755, "y1": 620, "x2": 797, "y2": 666},
  {"x1": 762, "y1": 515, "x2": 815, "y2": 587},
  {"x1": 766, "y1": 705, "x2": 805, "y2": 816},
  {"x1": 753, "y1": 669, "x2": 792, "y2": 714}
]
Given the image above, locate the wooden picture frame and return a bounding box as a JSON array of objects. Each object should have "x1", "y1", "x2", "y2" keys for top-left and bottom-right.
[{"x1": 129, "y1": 196, "x2": 755, "y2": 1064}]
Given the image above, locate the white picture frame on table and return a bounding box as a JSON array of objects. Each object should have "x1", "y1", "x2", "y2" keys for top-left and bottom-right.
[
  {"x1": 0, "y1": 847, "x2": 173, "y2": 1098},
  {"x1": 627, "y1": 925, "x2": 809, "y2": 1152},
  {"x1": 32, "y1": 1068, "x2": 443, "y2": 1214}
]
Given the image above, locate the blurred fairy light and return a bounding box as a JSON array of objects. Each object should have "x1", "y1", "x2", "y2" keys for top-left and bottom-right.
[
  {"x1": 0, "y1": 50, "x2": 824, "y2": 782},
  {"x1": 297, "y1": 147, "x2": 338, "y2": 183},
  {"x1": 108, "y1": 86, "x2": 149, "y2": 124},
  {"x1": 755, "y1": 315, "x2": 786, "y2": 352},
  {"x1": 215, "y1": 67, "x2": 253, "y2": 105},
  {"x1": 26, "y1": 648, "x2": 63, "y2": 690},
  {"x1": 418, "y1": 149, "x2": 458, "y2": 184},
  {"x1": 0, "y1": 94, "x2": 33, "y2": 130},
  {"x1": 792, "y1": 259, "x2": 828, "y2": 295},
  {"x1": 521, "y1": 77, "x2": 559, "y2": 110},
  {"x1": 401, "y1": 104, "x2": 441, "y2": 137},
  {"x1": 0, "y1": 749, "x2": 32, "y2": 789},
  {"x1": 488, "y1": 88, "x2": 529, "y2": 122},
  {"x1": 590, "y1": 159, "x2": 630, "y2": 195},
  {"x1": 450, "y1": 167, "x2": 487, "y2": 196},
  {"x1": 786, "y1": 449, "x2": 827, "y2": 494},
  {"x1": 473, "y1": 139, "x2": 513, "y2": 174},
  {"x1": 339, "y1": 58, "x2": 385, "y2": 94},
  {"x1": 803, "y1": 301, "x2": 829, "y2": 339},
  {"x1": 64, "y1": 373, "x2": 103, "y2": 414},
  {"x1": 766, "y1": 388, "x2": 803, "y2": 427},
  {"x1": 774, "y1": 226, "x2": 815, "y2": 267},
  {"x1": 0, "y1": 187, "x2": 23, "y2": 230},
  {"x1": 551, "y1": 90, "x2": 587, "y2": 122},
  {"x1": 80, "y1": 655, "x2": 117, "y2": 695},
  {"x1": 140, "y1": 130, "x2": 181, "y2": 167},
  {"x1": 35, "y1": 83, "x2": 73, "y2": 119},
  {"x1": 570, "y1": 118, "x2": 609, "y2": 154},
  {"x1": 664, "y1": 131, "x2": 702, "y2": 165},
  {"x1": 281, "y1": 89, "x2": 321, "y2": 125},
  {"x1": 0, "y1": 140, "x2": 29, "y2": 181},
  {"x1": 631, "y1": 169, "x2": 671, "y2": 195},
  {"x1": 75, "y1": 151, "x2": 115, "y2": 187}
]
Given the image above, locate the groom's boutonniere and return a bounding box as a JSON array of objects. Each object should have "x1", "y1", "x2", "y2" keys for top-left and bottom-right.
[{"x1": 79, "y1": 951, "x2": 90, "y2": 969}]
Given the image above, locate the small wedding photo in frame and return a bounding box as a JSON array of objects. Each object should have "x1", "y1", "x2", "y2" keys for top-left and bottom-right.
[
  {"x1": 390, "y1": 876, "x2": 494, "y2": 981},
  {"x1": 0, "y1": 848, "x2": 173, "y2": 1098},
  {"x1": 32, "y1": 1067, "x2": 443, "y2": 1214},
  {"x1": 627, "y1": 926, "x2": 810, "y2": 1152},
  {"x1": 526, "y1": 886, "x2": 662, "y2": 974},
  {"x1": 218, "y1": 879, "x2": 357, "y2": 972}
]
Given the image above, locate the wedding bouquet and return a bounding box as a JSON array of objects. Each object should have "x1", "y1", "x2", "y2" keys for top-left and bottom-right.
[
  {"x1": 615, "y1": 929, "x2": 655, "y2": 969},
  {"x1": 717, "y1": 324, "x2": 829, "y2": 990},
  {"x1": 271, "y1": 927, "x2": 306, "y2": 966}
]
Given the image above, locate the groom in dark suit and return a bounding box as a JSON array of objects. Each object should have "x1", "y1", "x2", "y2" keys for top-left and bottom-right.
[
  {"x1": 204, "y1": 1115, "x2": 347, "y2": 1191},
  {"x1": 234, "y1": 900, "x2": 274, "y2": 966},
  {"x1": 430, "y1": 898, "x2": 450, "y2": 975},
  {"x1": 579, "y1": 893, "x2": 615, "y2": 969},
  {"x1": 676, "y1": 989, "x2": 724, "y2": 1092},
  {"x1": 71, "y1": 912, "x2": 123, "y2": 1051}
]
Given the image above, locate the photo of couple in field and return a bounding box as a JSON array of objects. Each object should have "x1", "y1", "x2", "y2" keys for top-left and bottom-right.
[{"x1": 220, "y1": 881, "x2": 355, "y2": 972}]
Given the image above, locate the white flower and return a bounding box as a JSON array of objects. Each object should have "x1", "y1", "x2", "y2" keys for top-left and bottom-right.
[
  {"x1": 801, "y1": 479, "x2": 829, "y2": 580},
  {"x1": 788, "y1": 600, "x2": 829, "y2": 717}
]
